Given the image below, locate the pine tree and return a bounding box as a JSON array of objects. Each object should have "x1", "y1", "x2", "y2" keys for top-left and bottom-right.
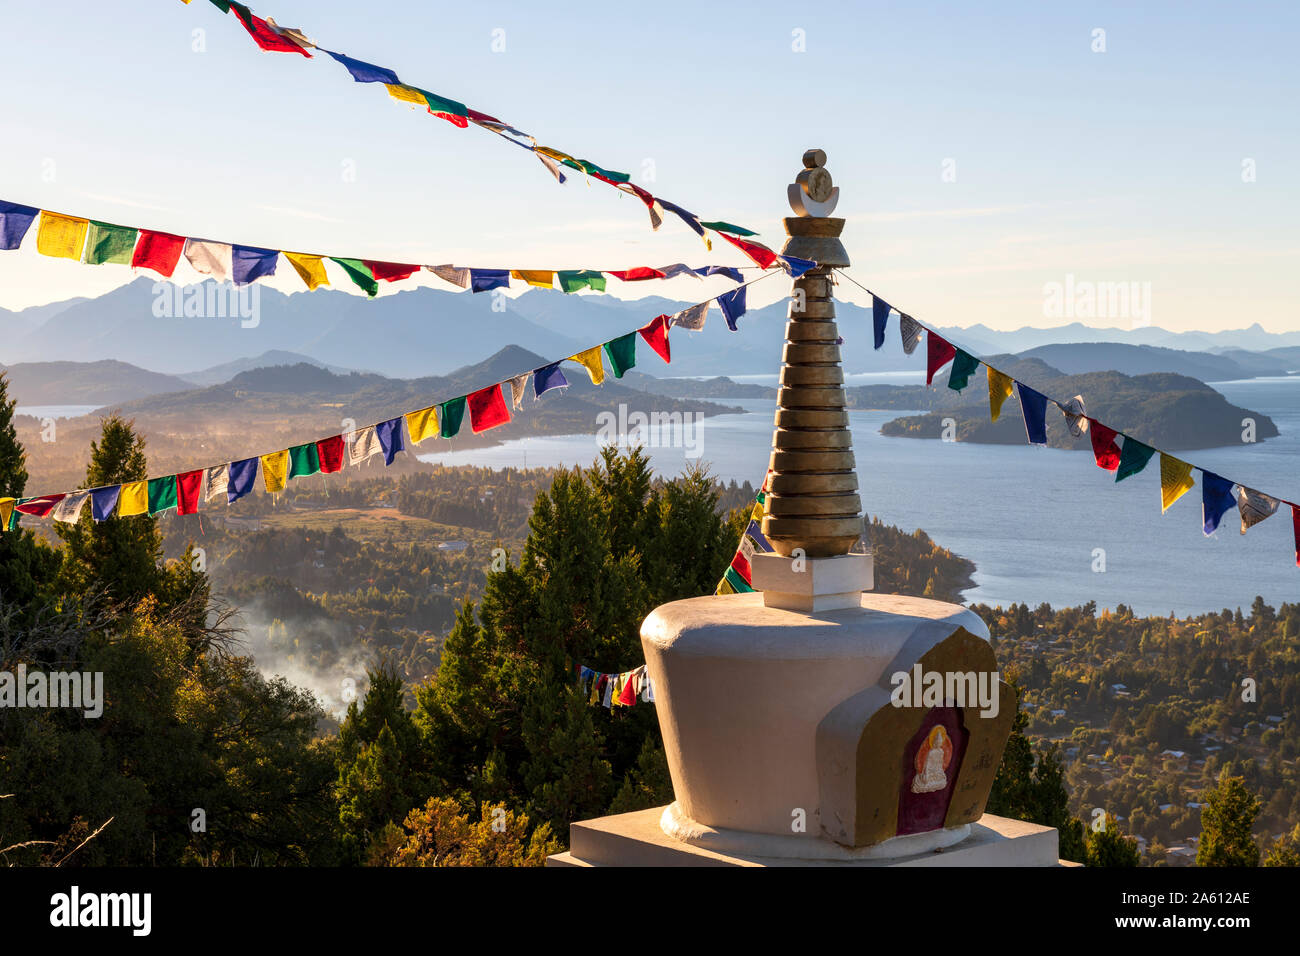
[
  {"x1": 0, "y1": 373, "x2": 59, "y2": 616},
  {"x1": 0, "y1": 373, "x2": 26, "y2": 502},
  {"x1": 1197, "y1": 768, "x2": 1260, "y2": 866},
  {"x1": 987, "y1": 672, "x2": 1086, "y2": 862},
  {"x1": 1084, "y1": 813, "x2": 1141, "y2": 866},
  {"x1": 412, "y1": 449, "x2": 734, "y2": 841},
  {"x1": 54, "y1": 415, "x2": 164, "y2": 609},
  {"x1": 609, "y1": 734, "x2": 675, "y2": 814},
  {"x1": 521, "y1": 680, "x2": 613, "y2": 834},
  {"x1": 336, "y1": 664, "x2": 430, "y2": 859},
  {"x1": 1263, "y1": 824, "x2": 1300, "y2": 867}
]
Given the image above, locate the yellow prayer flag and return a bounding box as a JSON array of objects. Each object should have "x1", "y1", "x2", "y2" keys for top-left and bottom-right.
[
  {"x1": 385, "y1": 83, "x2": 427, "y2": 106},
  {"x1": 988, "y1": 368, "x2": 1014, "y2": 422},
  {"x1": 1159, "y1": 454, "x2": 1195, "y2": 513},
  {"x1": 36, "y1": 211, "x2": 90, "y2": 261},
  {"x1": 118, "y1": 481, "x2": 148, "y2": 517},
  {"x1": 570, "y1": 346, "x2": 605, "y2": 385},
  {"x1": 511, "y1": 270, "x2": 555, "y2": 289},
  {"x1": 0, "y1": 497, "x2": 13, "y2": 531},
  {"x1": 535, "y1": 146, "x2": 577, "y2": 165},
  {"x1": 405, "y1": 406, "x2": 440, "y2": 445},
  {"x1": 284, "y1": 252, "x2": 329, "y2": 290},
  {"x1": 749, "y1": 501, "x2": 766, "y2": 523},
  {"x1": 261, "y1": 450, "x2": 289, "y2": 493}
]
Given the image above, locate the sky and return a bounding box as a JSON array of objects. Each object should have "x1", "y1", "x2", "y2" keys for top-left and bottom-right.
[{"x1": 0, "y1": 0, "x2": 1296, "y2": 332}]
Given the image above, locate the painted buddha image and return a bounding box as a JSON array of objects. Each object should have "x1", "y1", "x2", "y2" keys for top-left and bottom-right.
[{"x1": 911, "y1": 725, "x2": 953, "y2": 794}]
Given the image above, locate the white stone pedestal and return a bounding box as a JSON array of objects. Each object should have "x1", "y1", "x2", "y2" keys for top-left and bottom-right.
[{"x1": 546, "y1": 808, "x2": 1071, "y2": 867}]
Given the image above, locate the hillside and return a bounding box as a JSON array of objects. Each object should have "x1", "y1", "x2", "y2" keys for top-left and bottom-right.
[
  {"x1": 0, "y1": 359, "x2": 193, "y2": 405},
  {"x1": 1016, "y1": 342, "x2": 1291, "y2": 381},
  {"x1": 181, "y1": 350, "x2": 362, "y2": 385},
  {"x1": 870, "y1": 357, "x2": 1279, "y2": 450},
  {"x1": 14, "y1": 348, "x2": 745, "y2": 493}
]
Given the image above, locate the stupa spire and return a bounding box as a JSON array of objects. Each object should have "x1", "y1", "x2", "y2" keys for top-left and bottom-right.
[{"x1": 761, "y1": 149, "x2": 864, "y2": 558}]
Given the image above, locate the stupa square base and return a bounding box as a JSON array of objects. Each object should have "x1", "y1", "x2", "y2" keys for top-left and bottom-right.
[{"x1": 546, "y1": 807, "x2": 1073, "y2": 867}]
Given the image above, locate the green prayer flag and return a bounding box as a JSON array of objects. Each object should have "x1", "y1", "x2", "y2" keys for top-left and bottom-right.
[
  {"x1": 83, "y1": 221, "x2": 138, "y2": 266},
  {"x1": 603, "y1": 333, "x2": 637, "y2": 378},
  {"x1": 700, "y1": 221, "x2": 758, "y2": 237},
  {"x1": 575, "y1": 160, "x2": 629, "y2": 183},
  {"x1": 947, "y1": 350, "x2": 980, "y2": 392},
  {"x1": 147, "y1": 476, "x2": 178, "y2": 515},
  {"x1": 288, "y1": 442, "x2": 321, "y2": 479},
  {"x1": 330, "y1": 258, "x2": 378, "y2": 297},
  {"x1": 556, "y1": 270, "x2": 606, "y2": 294},
  {"x1": 209, "y1": 0, "x2": 233, "y2": 12},
  {"x1": 1115, "y1": 437, "x2": 1157, "y2": 482},
  {"x1": 723, "y1": 566, "x2": 753, "y2": 593},
  {"x1": 439, "y1": 396, "x2": 466, "y2": 438},
  {"x1": 419, "y1": 90, "x2": 468, "y2": 118}
]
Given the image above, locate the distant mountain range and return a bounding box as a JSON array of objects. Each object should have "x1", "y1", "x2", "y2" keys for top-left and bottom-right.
[{"x1": 3, "y1": 278, "x2": 1299, "y2": 382}]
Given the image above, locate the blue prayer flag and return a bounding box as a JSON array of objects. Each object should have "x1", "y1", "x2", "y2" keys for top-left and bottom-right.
[
  {"x1": 227, "y1": 457, "x2": 259, "y2": 504},
  {"x1": 533, "y1": 362, "x2": 569, "y2": 397},
  {"x1": 0, "y1": 201, "x2": 39, "y2": 250},
  {"x1": 656, "y1": 198, "x2": 705, "y2": 237},
  {"x1": 1015, "y1": 382, "x2": 1050, "y2": 445},
  {"x1": 693, "y1": 265, "x2": 743, "y2": 283},
  {"x1": 872, "y1": 296, "x2": 891, "y2": 350},
  {"x1": 231, "y1": 245, "x2": 279, "y2": 285},
  {"x1": 323, "y1": 50, "x2": 400, "y2": 85},
  {"x1": 376, "y1": 417, "x2": 404, "y2": 465},
  {"x1": 717, "y1": 287, "x2": 747, "y2": 331},
  {"x1": 470, "y1": 269, "x2": 510, "y2": 293},
  {"x1": 1202, "y1": 472, "x2": 1237, "y2": 536},
  {"x1": 779, "y1": 255, "x2": 817, "y2": 278},
  {"x1": 90, "y1": 485, "x2": 122, "y2": 522}
]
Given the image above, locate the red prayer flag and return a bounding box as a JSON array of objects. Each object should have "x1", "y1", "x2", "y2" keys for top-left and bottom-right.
[
  {"x1": 15, "y1": 494, "x2": 65, "y2": 517},
  {"x1": 926, "y1": 333, "x2": 956, "y2": 385},
  {"x1": 1089, "y1": 420, "x2": 1122, "y2": 471},
  {"x1": 177, "y1": 470, "x2": 204, "y2": 515},
  {"x1": 731, "y1": 550, "x2": 752, "y2": 584},
  {"x1": 618, "y1": 675, "x2": 637, "y2": 706},
  {"x1": 427, "y1": 108, "x2": 469, "y2": 128},
  {"x1": 719, "y1": 232, "x2": 778, "y2": 269},
  {"x1": 1293, "y1": 505, "x2": 1300, "y2": 567},
  {"x1": 468, "y1": 384, "x2": 511, "y2": 433},
  {"x1": 317, "y1": 434, "x2": 346, "y2": 474},
  {"x1": 638, "y1": 314, "x2": 671, "y2": 363},
  {"x1": 608, "y1": 267, "x2": 666, "y2": 282},
  {"x1": 238, "y1": 12, "x2": 313, "y2": 56},
  {"x1": 364, "y1": 260, "x2": 419, "y2": 283},
  {"x1": 132, "y1": 230, "x2": 186, "y2": 278},
  {"x1": 619, "y1": 183, "x2": 658, "y2": 213}
]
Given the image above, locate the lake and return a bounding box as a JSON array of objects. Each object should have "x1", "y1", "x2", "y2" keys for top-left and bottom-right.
[
  {"x1": 16, "y1": 405, "x2": 102, "y2": 419},
  {"x1": 420, "y1": 376, "x2": 1300, "y2": 617}
]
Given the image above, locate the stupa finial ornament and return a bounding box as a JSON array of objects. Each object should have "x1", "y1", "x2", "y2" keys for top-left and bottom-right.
[
  {"x1": 787, "y1": 148, "x2": 840, "y2": 218},
  {"x1": 761, "y1": 149, "x2": 862, "y2": 561}
]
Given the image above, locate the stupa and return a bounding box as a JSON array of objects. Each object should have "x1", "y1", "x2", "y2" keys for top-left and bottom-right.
[{"x1": 548, "y1": 151, "x2": 1065, "y2": 866}]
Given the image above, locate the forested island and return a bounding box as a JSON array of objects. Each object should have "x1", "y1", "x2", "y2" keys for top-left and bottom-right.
[{"x1": 867, "y1": 358, "x2": 1277, "y2": 450}]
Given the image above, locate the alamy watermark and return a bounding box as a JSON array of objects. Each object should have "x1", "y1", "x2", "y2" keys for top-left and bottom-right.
[
  {"x1": 152, "y1": 280, "x2": 260, "y2": 328},
  {"x1": 595, "y1": 404, "x2": 705, "y2": 459},
  {"x1": 1042, "y1": 273, "x2": 1151, "y2": 328},
  {"x1": 889, "y1": 664, "x2": 1001, "y2": 719},
  {"x1": 0, "y1": 665, "x2": 103, "y2": 718}
]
